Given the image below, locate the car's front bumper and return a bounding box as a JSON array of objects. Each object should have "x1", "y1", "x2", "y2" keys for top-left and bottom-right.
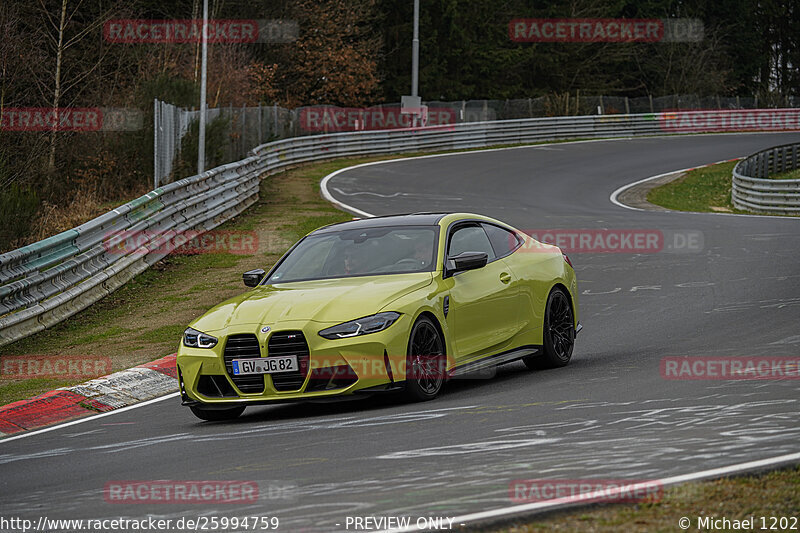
[{"x1": 177, "y1": 317, "x2": 413, "y2": 406}]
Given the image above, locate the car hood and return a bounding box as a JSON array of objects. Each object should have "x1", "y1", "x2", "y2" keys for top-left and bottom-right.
[{"x1": 190, "y1": 272, "x2": 434, "y2": 333}]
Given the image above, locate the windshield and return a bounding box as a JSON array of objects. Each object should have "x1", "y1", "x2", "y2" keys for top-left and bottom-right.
[{"x1": 266, "y1": 225, "x2": 438, "y2": 284}]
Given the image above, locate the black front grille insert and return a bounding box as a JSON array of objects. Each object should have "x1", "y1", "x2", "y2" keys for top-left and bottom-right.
[
  {"x1": 223, "y1": 334, "x2": 264, "y2": 393},
  {"x1": 268, "y1": 331, "x2": 310, "y2": 391}
]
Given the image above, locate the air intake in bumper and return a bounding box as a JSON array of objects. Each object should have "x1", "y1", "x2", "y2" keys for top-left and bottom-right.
[
  {"x1": 306, "y1": 365, "x2": 359, "y2": 392},
  {"x1": 197, "y1": 375, "x2": 239, "y2": 398}
]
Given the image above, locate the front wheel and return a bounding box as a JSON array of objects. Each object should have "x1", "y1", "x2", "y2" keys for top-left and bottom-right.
[
  {"x1": 189, "y1": 404, "x2": 246, "y2": 421},
  {"x1": 524, "y1": 288, "x2": 575, "y2": 370},
  {"x1": 404, "y1": 316, "x2": 446, "y2": 402}
]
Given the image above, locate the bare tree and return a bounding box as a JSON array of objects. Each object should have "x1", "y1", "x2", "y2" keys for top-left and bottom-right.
[
  {"x1": 24, "y1": 0, "x2": 124, "y2": 171},
  {"x1": 632, "y1": 26, "x2": 732, "y2": 97}
]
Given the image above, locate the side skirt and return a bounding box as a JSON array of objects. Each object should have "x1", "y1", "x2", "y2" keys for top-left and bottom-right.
[{"x1": 449, "y1": 345, "x2": 542, "y2": 378}]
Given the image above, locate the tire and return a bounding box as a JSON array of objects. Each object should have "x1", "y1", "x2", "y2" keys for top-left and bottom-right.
[
  {"x1": 189, "y1": 404, "x2": 246, "y2": 421},
  {"x1": 404, "y1": 316, "x2": 446, "y2": 402},
  {"x1": 524, "y1": 287, "x2": 575, "y2": 370}
]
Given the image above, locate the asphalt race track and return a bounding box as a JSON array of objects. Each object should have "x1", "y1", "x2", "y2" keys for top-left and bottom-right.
[{"x1": 2, "y1": 133, "x2": 800, "y2": 532}]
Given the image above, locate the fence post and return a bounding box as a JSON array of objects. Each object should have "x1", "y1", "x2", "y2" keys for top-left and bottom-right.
[
  {"x1": 241, "y1": 104, "x2": 246, "y2": 159},
  {"x1": 257, "y1": 103, "x2": 262, "y2": 145},
  {"x1": 153, "y1": 98, "x2": 159, "y2": 189},
  {"x1": 227, "y1": 103, "x2": 233, "y2": 164}
]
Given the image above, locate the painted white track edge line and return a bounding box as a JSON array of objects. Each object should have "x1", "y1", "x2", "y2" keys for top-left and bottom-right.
[
  {"x1": 0, "y1": 392, "x2": 180, "y2": 444},
  {"x1": 610, "y1": 158, "x2": 800, "y2": 220},
  {"x1": 319, "y1": 131, "x2": 800, "y2": 221},
  {"x1": 320, "y1": 162, "x2": 378, "y2": 218},
  {"x1": 609, "y1": 159, "x2": 736, "y2": 212},
  {"x1": 377, "y1": 450, "x2": 800, "y2": 532},
  {"x1": 320, "y1": 137, "x2": 652, "y2": 218}
]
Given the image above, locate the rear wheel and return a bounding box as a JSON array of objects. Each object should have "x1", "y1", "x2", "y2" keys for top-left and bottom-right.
[
  {"x1": 524, "y1": 288, "x2": 575, "y2": 370},
  {"x1": 189, "y1": 404, "x2": 246, "y2": 421},
  {"x1": 404, "y1": 316, "x2": 446, "y2": 401}
]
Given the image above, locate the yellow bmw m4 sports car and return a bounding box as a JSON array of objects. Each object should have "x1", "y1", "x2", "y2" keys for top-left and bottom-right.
[{"x1": 177, "y1": 213, "x2": 580, "y2": 421}]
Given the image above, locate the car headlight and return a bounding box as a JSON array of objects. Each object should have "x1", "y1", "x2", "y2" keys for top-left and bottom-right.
[
  {"x1": 318, "y1": 312, "x2": 401, "y2": 340},
  {"x1": 183, "y1": 327, "x2": 218, "y2": 348}
]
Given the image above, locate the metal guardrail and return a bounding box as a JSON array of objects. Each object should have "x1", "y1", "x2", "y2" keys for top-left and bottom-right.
[
  {"x1": 0, "y1": 158, "x2": 263, "y2": 346},
  {"x1": 2, "y1": 109, "x2": 800, "y2": 346},
  {"x1": 732, "y1": 143, "x2": 800, "y2": 215}
]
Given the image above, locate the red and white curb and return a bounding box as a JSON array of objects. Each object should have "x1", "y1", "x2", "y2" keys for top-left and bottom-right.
[{"x1": 0, "y1": 354, "x2": 177, "y2": 436}]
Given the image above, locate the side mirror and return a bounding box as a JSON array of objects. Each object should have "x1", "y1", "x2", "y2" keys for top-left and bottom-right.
[
  {"x1": 243, "y1": 269, "x2": 266, "y2": 287},
  {"x1": 445, "y1": 251, "x2": 488, "y2": 277}
]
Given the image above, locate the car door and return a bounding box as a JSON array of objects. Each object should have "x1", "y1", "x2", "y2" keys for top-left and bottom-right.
[
  {"x1": 445, "y1": 223, "x2": 521, "y2": 360},
  {"x1": 481, "y1": 222, "x2": 530, "y2": 331}
]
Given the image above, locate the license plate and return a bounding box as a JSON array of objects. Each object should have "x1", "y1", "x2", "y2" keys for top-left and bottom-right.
[{"x1": 231, "y1": 356, "x2": 298, "y2": 375}]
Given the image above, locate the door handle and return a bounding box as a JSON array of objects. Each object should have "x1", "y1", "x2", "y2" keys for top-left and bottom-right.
[{"x1": 499, "y1": 272, "x2": 512, "y2": 284}]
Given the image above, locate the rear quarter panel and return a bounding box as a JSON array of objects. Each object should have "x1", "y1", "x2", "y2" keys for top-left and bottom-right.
[{"x1": 503, "y1": 236, "x2": 579, "y2": 342}]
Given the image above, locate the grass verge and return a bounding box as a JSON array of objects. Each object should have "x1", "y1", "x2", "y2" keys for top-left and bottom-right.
[
  {"x1": 646, "y1": 161, "x2": 746, "y2": 214},
  {"x1": 483, "y1": 465, "x2": 800, "y2": 532},
  {"x1": 647, "y1": 160, "x2": 799, "y2": 215}
]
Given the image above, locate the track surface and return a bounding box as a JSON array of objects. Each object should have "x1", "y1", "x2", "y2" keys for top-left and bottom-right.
[{"x1": 2, "y1": 133, "x2": 800, "y2": 531}]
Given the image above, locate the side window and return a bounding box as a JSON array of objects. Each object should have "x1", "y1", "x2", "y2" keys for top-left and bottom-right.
[
  {"x1": 482, "y1": 223, "x2": 522, "y2": 258},
  {"x1": 448, "y1": 224, "x2": 496, "y2": 260}
]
